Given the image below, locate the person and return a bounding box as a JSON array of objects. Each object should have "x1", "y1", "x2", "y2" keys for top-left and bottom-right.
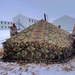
[
  {"x1": 69, "y1": 24, "x2": 75, "y2": 49},
  {"x1": 12, "y1": 23, "x2": 18, "y2": 34},
  {"x1": 58, "y1": 25, "x2": 61, "y2": 28},
  {"x1": 73, "y1": 24, "x2": 75, "y2": 33},
  {"x1": 9, "y1": 23, "x2": 18, "y2": 37}
]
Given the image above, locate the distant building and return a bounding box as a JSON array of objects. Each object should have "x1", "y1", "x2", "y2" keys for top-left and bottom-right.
[
  {"x1": 0, "y1": 14, "x2": 39, "y2": 30},
  {"x1": 0, "y1": 21, "x2": 13, "y2": 30},
  {"x1": 13, "y1": 14, "x2": 39, "y2": 30},
  {"x1": 53, "y1": 15, "x2": 75, "y2": 32}
]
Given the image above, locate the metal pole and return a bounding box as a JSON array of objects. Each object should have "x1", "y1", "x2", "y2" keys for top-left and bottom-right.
[{"x1": 44, "y1": 13, "x2": 46, "y2": 21}]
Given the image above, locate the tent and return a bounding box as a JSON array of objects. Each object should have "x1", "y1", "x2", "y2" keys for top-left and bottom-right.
[{"x1": 3, "y1": 20, "x2": 74, "y2": 63}]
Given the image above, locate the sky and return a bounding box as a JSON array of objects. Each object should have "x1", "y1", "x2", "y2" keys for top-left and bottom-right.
[{"x1": 0, "y1": 0, "x2": 75, "y2": 22}]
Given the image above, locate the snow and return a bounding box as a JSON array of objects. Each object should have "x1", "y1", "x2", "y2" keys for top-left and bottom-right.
[
  {"x1": 0, "y1": 30, "x2": 75, "y2": 75},
  {"x1": 0, "y1": 59, "x2": 75, "y2": 75},
  {"x1": 0, "y1": 30, "x2": 21, "y2": 48},
  {"x1": 0, "y1": 30, "x2": 10, "y2": 48}
]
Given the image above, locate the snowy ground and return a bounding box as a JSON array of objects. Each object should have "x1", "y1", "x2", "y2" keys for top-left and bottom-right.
[
  {"x1": 0, "y1": 30, "x2": 75, "y2": 75},
  {"x1": 0, "y1": 30, "x2": 10, "y2": 48},
  {"x1": 0, "y1": 58, "x2": 75, "y2": 75}
]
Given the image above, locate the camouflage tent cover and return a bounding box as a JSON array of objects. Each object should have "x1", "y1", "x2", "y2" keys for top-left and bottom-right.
[{"x1": 3, "y1": 20, "x2": 74, "y2": 63}]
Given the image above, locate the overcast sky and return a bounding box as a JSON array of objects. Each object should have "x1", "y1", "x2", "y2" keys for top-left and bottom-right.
[{"x1": 0, "y1": 0, "x2": 75, "y2": 22}]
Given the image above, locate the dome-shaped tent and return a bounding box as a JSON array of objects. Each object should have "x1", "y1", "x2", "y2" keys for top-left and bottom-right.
[{"x1": 3, "y1": 20, "x2": 74, "y2": 63}]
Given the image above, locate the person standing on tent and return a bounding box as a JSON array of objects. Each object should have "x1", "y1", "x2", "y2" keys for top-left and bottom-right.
[
  {"x1": 9, "y1": 23, "x2": 18, "y2": 37},
  {"x1": 73, "y1": 24, "x2": 75, "y2": 33},
  {"x1": 69, "y1": 24, "x2": 75, "y2": 49},
  {"x1": 12, "y1": 23, "x2": 18, "y2": 34}
]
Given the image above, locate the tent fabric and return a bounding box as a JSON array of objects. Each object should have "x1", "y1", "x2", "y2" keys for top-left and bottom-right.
[{"x1": 3, "y1": 20, "x2": 74, "y2": 63}]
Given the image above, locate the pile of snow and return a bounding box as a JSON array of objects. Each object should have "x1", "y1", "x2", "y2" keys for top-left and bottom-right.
[
  {"x1": 0, "y1": 30, "x2": 21, "y2": 48},
  {"x1": 0, "y1": 58, "x2": 75, "y2": 75},
  {"x1": 0, "y1": 30, "x2": 10, "y2": 48}
]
